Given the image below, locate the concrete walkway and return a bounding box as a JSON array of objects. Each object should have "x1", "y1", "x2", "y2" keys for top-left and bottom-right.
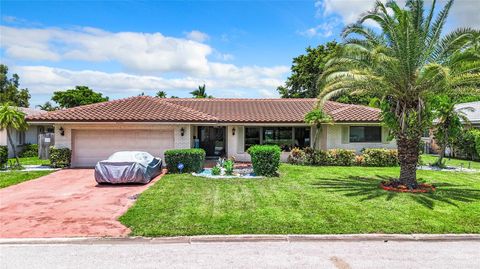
[
  {"x1": 0, "y1": 169, "x2": 163, "y2": 238},
  {"x1": 1, "y1": 240, "x2": 479, "y2": 269}
]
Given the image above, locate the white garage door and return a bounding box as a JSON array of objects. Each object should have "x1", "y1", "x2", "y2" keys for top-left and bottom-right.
[{"x1": 72, "y1": 129, "x2": 174, "y2": 167}]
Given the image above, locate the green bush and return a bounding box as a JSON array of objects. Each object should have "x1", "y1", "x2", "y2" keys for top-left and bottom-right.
[
  {"x1": 164, "y1": 148, "x2": 205, "y2": 173},
  {"x1": 0, "y1": 145, "x2": 7, "y2": 169},
  {"x1": 211, "y1": 165, "x2": 221, "y2": 176},
  {"x1": 247, "y1": 145, "x2": 281, "y2": 177},
  {"x1": 224, "y1": 159, "x2": 234, "y2": 175},
  {"x1": 327, "y1": 149, "x2": 356, "y2": 166},
  {"x1": 49, "y1": 147, "x2": 71, "y2": 168},
  {"x1": 287, "y1": 148, "x2": 306, "y2": 165},
  {"x1": 361, "y1": 148, "x2": 399, "y2": 167},
  {"x1": 476, "y1": 133, "x2": 480, "y2": 157},
  {"x1": 288, "y1": 148, "x2": 398, "y2": 167},
  {"x1": 19, "y1": 143, "x2": 38, "y2": 158}
]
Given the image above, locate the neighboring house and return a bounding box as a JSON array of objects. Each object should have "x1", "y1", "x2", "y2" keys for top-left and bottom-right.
[
  {"x1": 0, "y1": 107, "x2": 54, "y2": 158},
  {"x1": 456, "y1": 101, "x2": 480, "y2": 128},
  {"x1": 26, "y1": 96, "x2": 396, "y2": 167}
]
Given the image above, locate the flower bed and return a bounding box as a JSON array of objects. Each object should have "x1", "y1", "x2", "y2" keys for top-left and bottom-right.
[{"x1": 380, "y1": 181, "x2": 436, "y2": 193}]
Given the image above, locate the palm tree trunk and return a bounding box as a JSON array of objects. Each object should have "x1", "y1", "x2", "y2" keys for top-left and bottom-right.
[
  {"x1": 312, "y1": 125, "x2": 321, "y2": 149},
  {"x1": 434, "y1": 132, "x2": 448, "y2": 167},
  {"x1": 6, "y1": 128, "x2": 20, "y2": 167},
  {"x1": 397, "y1": 135, "x2": 420, "y2": 188}
]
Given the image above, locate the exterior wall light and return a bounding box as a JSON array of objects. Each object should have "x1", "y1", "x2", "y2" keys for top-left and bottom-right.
[
  {"x1": 180, "y1": 127, "x2": 185, "y2": 136},
  {"x1": 59, "y1": 127, "x2": 65, "y2": 136},
  {"x1": 232, "y1": 127, "x2": 236, "y2": 136}
]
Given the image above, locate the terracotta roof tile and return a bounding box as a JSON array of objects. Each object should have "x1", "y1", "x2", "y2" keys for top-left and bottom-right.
[{"x1": 26, "y1": 96, "x2": 381, "y2": 123}]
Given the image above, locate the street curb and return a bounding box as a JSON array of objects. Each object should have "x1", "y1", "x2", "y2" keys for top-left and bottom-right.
[{"x1": 1, "y1": 234, "x2": 479, "y2": 245}]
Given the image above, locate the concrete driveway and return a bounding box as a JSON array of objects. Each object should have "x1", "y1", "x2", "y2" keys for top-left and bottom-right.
[{"x1": 0, "y1": 169, "x2": 163, "y2": 238}]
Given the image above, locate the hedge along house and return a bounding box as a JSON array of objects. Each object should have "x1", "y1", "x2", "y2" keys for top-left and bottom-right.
[{"x1": 26, "y1": 96, "x2": 396, "y2": 168}]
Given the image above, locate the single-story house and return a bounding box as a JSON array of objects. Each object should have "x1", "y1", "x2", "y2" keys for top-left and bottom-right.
[
  {"x1": 0, "y1": 107, "x2": 54, "y2": 158},
  {"x1": 26, "y1": 96, "x2": 396, "y2": 167},
  {"x1": 456, "y1": 101, "x2": 480, "y2": 128}
]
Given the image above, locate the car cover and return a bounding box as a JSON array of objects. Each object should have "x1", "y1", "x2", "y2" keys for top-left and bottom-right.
[{"x1": 94, "y1": 151, "x2": 162, "y2": 184}]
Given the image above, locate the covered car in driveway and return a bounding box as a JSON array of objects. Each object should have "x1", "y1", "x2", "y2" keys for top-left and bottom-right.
[{"x1": 94, "y1": 151, "x2": 162, "y2": 184}]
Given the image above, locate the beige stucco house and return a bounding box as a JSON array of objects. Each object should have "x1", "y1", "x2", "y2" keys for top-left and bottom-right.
[
  {"x1": 0, "y1": 107, "x2": 53, "y2": 158},
  {"x1": 26, "y1": 96, "x2": 396, "y2": 167}
]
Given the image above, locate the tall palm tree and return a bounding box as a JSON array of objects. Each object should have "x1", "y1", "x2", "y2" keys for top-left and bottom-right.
[
  {"x1": 190, "y1": 84, "x2": 212, "y2": 98},
  {"x1": 155, "y1": 90, "x2": 167, "y2": 98},
  {"x1": 432, "y1": 97, "x2": 473, "y2": 167},
  {"x1": 318, "y1": 0, "x2": 480, "y2": 187},
  {"x1": 0, "y1": 103, "x2": 28, "y2": 166}
]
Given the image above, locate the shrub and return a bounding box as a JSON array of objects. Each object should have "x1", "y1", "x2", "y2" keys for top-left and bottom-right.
[
  {"x1": 355, "y1": 155, "x2": 365, "y2": 166},
  {"x1": 287, "y1": 148, "x2": 306, "y2": 165},
  {"x1": 247, "y1": 145, "x2": 281, "y2": 177},
  {"x1": 19, "y1": 143, "x2": 38, "y2": 158},
  {"x1": 362, "y1": 148, "x2": 399, "y2": 167},
  {"x1": 49, "y1": 147, "x2": 71, "y2": 168},
  {"x1": 476, "y1": 133, "x2": 480, "y2": 157},
  {"x1": 327, "y1": 149, "x2": 356, "y2": 166},
  {"x1": 224, "y1": 159, "x2": 234, "y2": 175},
  {"x1": 211, "y1": 165, "x2": 221, "y2": 176},
  {"x1": 164, "y1": 148, "x2": 205, "y2": 173},
  {"x1": 0, "y1": 145, "x2": 7, "y2": 169}
]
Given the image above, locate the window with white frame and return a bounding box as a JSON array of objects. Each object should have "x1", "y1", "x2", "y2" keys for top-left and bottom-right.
[{"x1": 17, "y1": 131, "x2": 26, "y2": 145}]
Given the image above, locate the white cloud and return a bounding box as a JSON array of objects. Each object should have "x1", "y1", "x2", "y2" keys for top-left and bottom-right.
[
  {"x1": 0, "y1": 26, "x2": 213, "y2": 74},
  {"x1": 13, "y1": 65, "x2": 288, "y2": 98},
  {"x1": 184, "y1": 30, "x2": 210, "y2": 42},
  {"x1": 300, "y1": 20, "x2": 339, "y2": 38},
  {"x1": 315, "y1": 0, "x2": 480, "y2": 28},
  {"x1": 259, "y1": 89, "x2": 279, "y2": 98}
]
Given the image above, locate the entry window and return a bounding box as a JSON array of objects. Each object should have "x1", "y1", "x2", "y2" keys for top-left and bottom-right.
[
  {"x1": 349, "y1": 126, "x2": 381, "y2": 143},
  {"x1": 244, "y1": 127, "x2": 311, "y2": 151},
  {"x1": 244, "y1": 127, "x2": 260, "y2": 151}
]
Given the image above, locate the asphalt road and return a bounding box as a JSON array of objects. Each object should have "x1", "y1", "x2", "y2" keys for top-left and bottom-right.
[{"x1": 1, "y1": 240, "x2": 479, "y2": 269}]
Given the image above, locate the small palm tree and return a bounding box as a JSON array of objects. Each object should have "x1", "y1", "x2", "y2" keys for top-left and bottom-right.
[
  {"x1": 318, "y1": 0, "x2": 480, "y2": 187},
  {"x1": 190, "y1": 84, "x2": 212, "y2": 98},
  {"x1": 156, "y1": 90, "x2": 167, "y2": 98},
  {"x1": 304, "y1": 109, "x2": 332, "y2": 149},
  {"x1": 36, "y1": 101, "x2": 57, "y2": 111},
  {"x1": 0, "y1": 103, "x2": 28, "y2": 166},
  {"x1": 432, "y1": 97, "x2": 473, "y2": 167}
]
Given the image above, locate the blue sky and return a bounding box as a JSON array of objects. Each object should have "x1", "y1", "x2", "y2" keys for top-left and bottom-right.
[{"x1": 1, "y1": 0, "x2": 479, "y2": 107}]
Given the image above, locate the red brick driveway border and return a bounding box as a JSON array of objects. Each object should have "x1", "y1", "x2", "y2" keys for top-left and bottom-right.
[{"x1": 0, "y1": 169, "x2": 164, "y2": 238}]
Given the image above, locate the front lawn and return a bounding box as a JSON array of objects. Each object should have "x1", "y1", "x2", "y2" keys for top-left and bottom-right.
[
  {"x1": 0, "y1": 170, "x2": 53, "y2": 189},
  {"x1": 120, "y1": 164, "x2": 480, "y2": 236},
  {"x1": 421, "y1": 154, "x2": 480, "y2": 170},
  {"x1": 7, "y1": 157, "x2": 51, "y2": 166}
]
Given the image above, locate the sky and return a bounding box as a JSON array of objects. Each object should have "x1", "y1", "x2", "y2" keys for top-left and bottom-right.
[{"x1": 1, "y1": 0, "x2": 479, "y2": 107}]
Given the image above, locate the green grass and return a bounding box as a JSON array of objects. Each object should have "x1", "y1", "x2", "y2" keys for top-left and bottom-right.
[
  {"x1": 0, "y1": 170, "x2": 53, "y2": 189},
  {"x1": 7, "y1": 156, "x2": 51, "y2": 166},
  {"x1": 421, "y1": 154, "x2": 480, "y2": 170},
  {"x1": 120, "y1": 164, "x2": 480, "y2": 236}
]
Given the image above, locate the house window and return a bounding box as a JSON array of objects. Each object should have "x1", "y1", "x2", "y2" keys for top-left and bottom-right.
[
  {"x1": 17, "y1": 131, "x2": 26, "y2": 145},
  {"x1": 244, "y1": 127, "x2": 310, "y2": 151},
  {"x1": 244, "y1": 127, "x2": 261, "y2": 151},
  {"x1": 349, "y1": 126, "x2": 381, "y2": 143}
]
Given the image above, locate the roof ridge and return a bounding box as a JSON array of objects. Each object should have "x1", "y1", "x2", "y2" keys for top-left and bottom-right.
[
  {"x1": 166, "y1": 98, "x2": 319, "y2": 101},
  {"x1": 157, "y1": 99, "x2": 219, "y2": 121}
]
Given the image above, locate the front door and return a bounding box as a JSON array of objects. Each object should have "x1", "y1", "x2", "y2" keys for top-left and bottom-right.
[{"x1": 198, "y1": 126, "x2": 226, "y2": 158}]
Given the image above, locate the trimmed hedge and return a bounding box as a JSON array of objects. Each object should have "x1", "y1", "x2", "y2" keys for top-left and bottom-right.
[
  {"x1": 288, "y1": 147, "x2": 398, "y2": 167},
  {"x1": 0, "y1": 145, "x2": 7, "y2": 169},
  {"x1": 49, "y1": 147, "x2": 71, "y2": 168},
  {"x1": 19, "y1": 143, "x2": 38, "y2": 158},
  {"x1": 247, "y1": 145, "x2": 281, "y2": 177},
  {"x1": 361, "y1": 148, "x2": 399, "y2": 167},
  {"x1": 165, "y1": 148, "x2": 205, "y2": 173}
]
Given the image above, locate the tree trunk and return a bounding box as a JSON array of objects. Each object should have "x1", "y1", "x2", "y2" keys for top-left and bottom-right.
[
  {"x1": 312, "y1": 125, "x2": 321, "y2": 149},
  {"x1": 397, "y1": 135, "x2": 420, "y2": 188},
  {"x1": 6, "y1": 128, "x2": 20, "y2": 167},
  {"x1": 434, "y1": 132, "x2": 448, "y2": 167}
]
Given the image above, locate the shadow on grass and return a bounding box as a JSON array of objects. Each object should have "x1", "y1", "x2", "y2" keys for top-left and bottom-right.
[{"x1": 312, "y1": 176, "x2": 480, "y2": 209}]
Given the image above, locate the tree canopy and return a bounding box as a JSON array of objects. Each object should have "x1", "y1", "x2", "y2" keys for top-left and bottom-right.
[
  {"x1": 0, "y1": 65, "x2": 31, "y2": 107},
  {"x1": 190, "y1": 84, "x2": 212, "y2": 98},
  {"x1": 156, "y1": 90, "x2": 167, "y2": 98},
  {"x1": 51, "y1": 86, "x2": 109, "y2": 108},
  {"x1": 0, "y1": 103, "x2": 28, "y2": 165},
  {"x1": 318, "y1": 0, "x2": 480, "y2": 186}
]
